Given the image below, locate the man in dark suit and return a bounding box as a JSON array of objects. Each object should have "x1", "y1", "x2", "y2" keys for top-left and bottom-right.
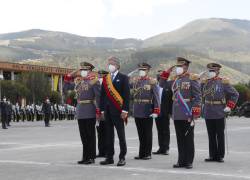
[
  {"x1": 153, "y1": 72, "x2": 173, "y2": 155},
  {"x1": 100, "y1": 56, "x2": 130, "y2": 166}
]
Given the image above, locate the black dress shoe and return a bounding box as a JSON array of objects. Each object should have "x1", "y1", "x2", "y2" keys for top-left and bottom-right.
[
  {"x1": 134, "y1": 156, "x2": 143, "y2": 160},
  {"x1": 83, "y1": 159, "x2": 95, "y2": 164},
  {"x1": 152, "y1": 150, "x2": 161, "y2": 155},
  {"x1": 2, "y1": 127, "x2": 7, "y2": 129},
  {"x1": 161, "y1": 150, "x2": 169, "y2": 155},
  {"x1": 205, "y1": 157, "x2": 216, "y2": 162},
  {"x1": 117, "y1": 159, "x2": 126, "y2": 166},
  {"x1": 216, "y1": 158, "x2": 224, "y2": 163},
  {"x1": 100, "y1": 159, "x2": 114, "y2": 165},
  {"x1": 173, "y1": 163, "x2": 185, "y2": 168},
  {"x1": 77, "y1": 160, "x2": 86, "y2": 164},
  {"x1": 142, "y1": 156, "x2": 152, "y2": 160},
  {"x1": 185, "y1": 164, "x2": 193, "y2": 169}
]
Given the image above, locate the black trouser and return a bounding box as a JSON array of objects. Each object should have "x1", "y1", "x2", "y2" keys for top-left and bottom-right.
[
  {"x1": 135, "y1": 117, "x2": 153, "y2": 157},
  {"x1": 1, "y1": 114, "x2": 7, "y2": 128},
  {"x1": 174, "y1": 120, "x2": 194, "y2": 165},
  {"x1": 155, "y1": 115, "x2": 170, "y2": 152},
  {"x1": 44, "y1": 114, "x2": 50, "y2": 126},
  {"x1": 96, "y1": 120, "x2": 106, "y2": 156},
  {"x1": 78, "y1": 119, "x2": 96, "y2": 160},
  {"x1": 205, "y1": 118, "x2": 225, "y2": 159},
  {"x1": 105, "y1": 110, "x2": 127, "y2": 160}
]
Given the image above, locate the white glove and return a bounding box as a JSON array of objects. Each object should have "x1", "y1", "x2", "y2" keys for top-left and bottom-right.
[
  {"x1": 150, "y1": 113, "x2": 158, "y2": 119},
  {"x1": 224, "y1": 106, "x2": 231, "y2": 113}
]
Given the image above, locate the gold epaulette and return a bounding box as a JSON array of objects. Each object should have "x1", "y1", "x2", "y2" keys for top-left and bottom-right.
[
  {"x1": 222, "y1": 77, "x2": 230, "y2": 84},
  {"x1": 189, "y1": 73, "x2": 200, "y2": 81},
  {"x1": 149, "y1": 77, "x2": 157, "y2": 85},
  {"x1": 130, "y1": 77, "x2": 139, "y2": 84},
  {"x1": 201, "y1": 79, "x2": 208, "y2": 84},
  {"x1": 89, "y1": 75, "x2": 99, "y2": 85},
  {"x1": 170, "y1": 75, "x2": 177, "y2": 81}
]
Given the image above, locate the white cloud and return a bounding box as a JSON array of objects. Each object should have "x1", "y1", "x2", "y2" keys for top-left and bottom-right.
[
  {"x1": 108, "y1": 0, "x2": 189, "y2": 17},
  {"x1": 0, "y1": 0, "x2": 106, "y2": 36}
]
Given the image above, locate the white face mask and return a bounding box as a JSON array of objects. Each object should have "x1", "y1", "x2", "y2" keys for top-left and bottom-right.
[
  {"x1": 108, "y1": 64, "x2": 116, "y2": 73},
  {"x1": 139, "y1": 70, "x2": 147, "y2": 77},
  {"x1": 80, "y1": 70, "x2": 88, "y2": 77},
  {"x1": 175, "y1": 67, "x2": 184, "y2": 75},
  {"x1": 208, "y1": 71, "x2": 216, "y2": 79}
]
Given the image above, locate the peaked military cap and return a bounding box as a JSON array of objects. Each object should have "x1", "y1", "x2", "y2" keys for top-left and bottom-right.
[
  {"x1": 138, "y1": 62, "x2": 152, "y2": 70},
  {"x1": 176, "y1": 57, "x2": 191, "y2": 66},
  {"x1": 80, "y1": 62, "x2": 95, "y2": 70},
  {"x1": 207, "y1": 63, "x2": 222, "y2": 70},
  {"x1": 98, "y1": 70, "x2": 109, "y2": 75}
]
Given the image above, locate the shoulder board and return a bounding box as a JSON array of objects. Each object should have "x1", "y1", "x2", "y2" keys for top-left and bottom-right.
[
  {"x1": 201, "y1": 79, "x2": 208, "y2": 84},
  {"x1": 189, "y1": 73, "x2": 200, "y2": 81},
  {"x1": 130, "y1": 77, "x2": 139, "y2": 84},
  {"x1": 221, "y1": 77, "x2": 230, "y2": 84},
  {"x1": 89, "y1": 76, "x2": 99, "y2": 85},
  {"x1": 149, "y1": 77, "x2": 157, "y2": 85},
  {"x1": 170, "y1": 75, "x2": 177, "y2": 81}
]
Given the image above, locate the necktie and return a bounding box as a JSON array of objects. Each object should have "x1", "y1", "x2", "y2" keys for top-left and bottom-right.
[{"x1": 111, "y1": 73, "x2": 115, "y2": 81}]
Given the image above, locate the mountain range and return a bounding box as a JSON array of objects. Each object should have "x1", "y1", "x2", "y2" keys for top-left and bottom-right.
[{"x1": 1, "y1": 18, "x2": 250, "y2": 83}]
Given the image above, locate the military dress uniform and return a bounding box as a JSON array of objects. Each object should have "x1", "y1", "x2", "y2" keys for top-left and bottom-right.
[
  {"x1": 96, "y1": 70, "x2": 109, "y2": 158},
  {"x1": 202, "y1": 63, "x2": 239, "y2": 162},
  {"x1": 130, "y1": 63, "x2": 160, "y2": 160},
  {"x1": 153, "y1": 72, "x2": 173, "y2": 155},
  {"x1": 70, "y1": 62, "x2": 101, "y2": 165},
  {"x1": 1, "y1": 98, "x2": 8, "y2": 129},
  {"x1": 160, "y1": 57, "x2": 201, "y2": 169}
]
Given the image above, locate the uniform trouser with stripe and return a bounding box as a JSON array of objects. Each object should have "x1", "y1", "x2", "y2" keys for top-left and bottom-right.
[
  {"x1": 96, "y1": 120, "x2": 106, "y2": 156},
  {"x1": 155, "y1": 115, "x2": 170, "y2": 152},
  {"x1": 205, "y1": 118, "x2": 225, "y2": 159},
  {"x1": 135, "y1": 117, "x2": 153, "y2": 157},
  {"x1": 174, "y1": 120, "x2": 195, "y2": 165},
  {"x1": 78, "y1": 118, "x2": 96, "y2": 160}
]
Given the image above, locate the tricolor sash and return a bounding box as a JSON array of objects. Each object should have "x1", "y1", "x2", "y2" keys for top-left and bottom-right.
[
  {"x1": 103, "y1": 73, "x2": 124, "y2": 112},
  {"x1": 172, "y1": 79, "x2": 192, "y2": 118}
]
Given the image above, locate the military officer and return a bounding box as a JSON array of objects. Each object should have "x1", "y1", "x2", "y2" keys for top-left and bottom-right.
[
  {"x1": 42, "y1": 98, "x2": 52, "y2": 127},
  {"x1": 160, "y1": 57, "x2": 201, "y2": 169},
  {"x1": 1, "y1": 97, "x2": 8, "y2": 129},
  {"x1": 96, "y1": 70, "x2": 109, "y2": 158},
  {"x1": 68, "y1": 62, "x2": 101, "y2": 165},
  {"x1": 130, "y1": 63, "x2": 160, "y2": 160},
  {"x1": 201, "y1": 63, "x2": 239, "y2": 163},
  {"x1": 153, "y1": 71, "x2": 173, "y2": 155}
]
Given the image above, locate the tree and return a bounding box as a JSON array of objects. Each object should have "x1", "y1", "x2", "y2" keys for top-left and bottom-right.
[
  {"x1": 0, "y1": 80, "x2": 29, "y2": 103},
  {"x1": 49, "y1": 91, "x2": 62, "y2": 104},
  {"x1": 234, "y1": 83, "x2": 250, "y2": 106},
  {"x1": 18, "y1": 72, "x2": 51, "y2": 104}
]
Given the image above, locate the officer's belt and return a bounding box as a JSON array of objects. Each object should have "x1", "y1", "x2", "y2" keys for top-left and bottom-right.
[
  {"x1": 78, "y1": 100, "x2": 95, "y2": 104},
  {"x1": 205, "y1": 100, "x2": 225, "y2": 105},
  {"x1": 134, "y1": 99, "x2": 152, "y2": 104},
  {"x1": 173, "y1": 98, "x2": 191, "y2": 102}
]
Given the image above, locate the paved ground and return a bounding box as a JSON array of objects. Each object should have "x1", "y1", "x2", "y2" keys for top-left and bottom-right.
[{"x1": 0, "y1": 117, "x2": 250, "y2": 180}]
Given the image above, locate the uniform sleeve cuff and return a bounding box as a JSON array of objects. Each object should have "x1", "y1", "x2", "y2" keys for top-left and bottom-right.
[
  {"x1": 122, "y1": 110, "x2": 128, "y2": 113},
  {"x1": 153, "y1": 108, "x2": 160, "y2": 115},
  {"x1": 227, "y1": 100, "x2": 236, "y2": 109},
  {"x1": 192, "y1": 107, "x2": 201, "y2": 117},
  {"x1": 96, "y1": 108, "x2": 101, "y2": 115},
  {"x1": 160, "y1": 71, "x2": 170, "y2": 80}
]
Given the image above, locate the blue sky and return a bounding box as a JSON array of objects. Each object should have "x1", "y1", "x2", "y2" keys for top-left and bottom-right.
[{"x1": 0, "y1": 0, "x2": 250, "y2": 39}]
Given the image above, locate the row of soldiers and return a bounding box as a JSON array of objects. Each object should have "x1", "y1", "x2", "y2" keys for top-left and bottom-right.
[
  {"x1": 0, "y1": 99, "x2": 76, "y2": 129},
  {"x1": 68, "y1": 56, "x2": 239, "y2": 169}
]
